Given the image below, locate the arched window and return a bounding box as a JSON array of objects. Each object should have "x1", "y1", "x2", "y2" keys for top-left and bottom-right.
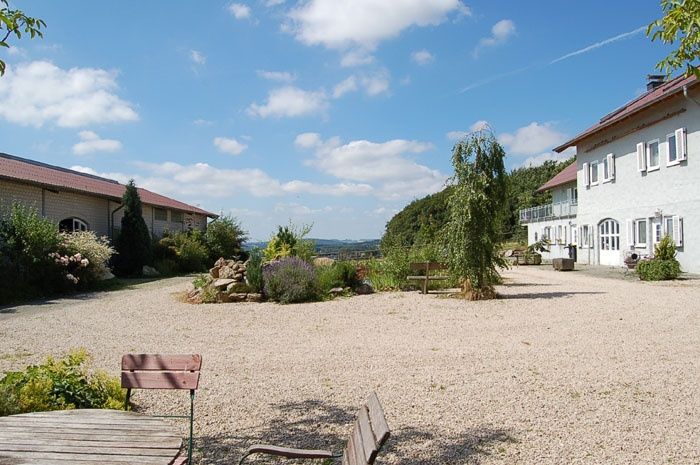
[
  {"x1": 59, "y1": 217, "x2": 89, "y2": 233},
  {"x1": 598, "y1": 218, "x2": 620, "y2": 251}
]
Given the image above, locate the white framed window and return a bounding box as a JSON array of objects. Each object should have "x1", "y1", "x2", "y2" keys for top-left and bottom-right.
[
  {"x1": 602, "y1": 157, "x2": 610, "y2": 182},
  {"x1": 171, "y1": 210, "x2": 183, "y2": 223},
  {"x1": 543, "y1": 226, "x2": 551, "y2": 240},
  {"x1": 647, "y1": 139, "x2": 660, "y2": 171},
  {"x1": 557, "y1": 225, "x2": 563, "y2": 244},
  {"x1": 59, "y1": 217, "x2": 89, "y2": 233},
  {"x1": 667, "y1": 133, "x2": 679, "y2": 166},
  {"x1": 634, "y1": 218, "x2": 648, "y2": 248},
  {"x1": 154, "y1": 208, "x2": 167, "y2": 221},
  {"x1": 581, "y1": 225, "x2": 589, "y2": 248},
  {"x1": 664, "y1": 215, "x2": 684, "y2": 247},
  {"x1": 590, "y1": 161, "x2": 599, "y2": 185},
  {"x1": 600, "y1": 219, "x2": 620, "y2": 251},
  {"x1": 653, "y1": 218, "x2": 663, "y2": 244}
]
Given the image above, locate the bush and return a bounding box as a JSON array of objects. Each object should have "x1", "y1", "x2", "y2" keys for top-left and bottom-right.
[
  {"x1": 0, "y1": 349, "x2": 125, "y2": 416},
  {"x1": 205, "y1": 215, "x2": 248, "y2": 262},
  {"x1": 363, "y1": 243, "x2": 450, "y2": 291},
  {"x1": 263, "y1": 223, "x2": 315, "y2": 262},
  {"x1": 317, "y1": 261, "x2": 359, "y2": 293},
  {"x1": 153, "y1": 258, "x2": 179, "y2": 276},
  {"x1": 174, "y1": 231, "x2": 209, "y2": 272},
  {"x1": 58, "y1": 231, "x2": 115, "y2": 285},
  {"x1": 637, "y1": 235, "x2": 681, "y2": 281},
  {"x1": 0, "y1": 203, "x2": 63, "y2": 302},
  {"x1": 113, "y1": 180, "x2": 152, "y2": 276},
  {"x1": 246, "y1": 248, "x2": 264, "y2": 293},
  {"x1": 263, "y1": 257, "x2": 318, "y2": 304}
]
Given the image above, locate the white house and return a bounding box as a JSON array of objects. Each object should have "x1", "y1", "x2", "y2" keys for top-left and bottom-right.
[
  {"x1": 549, "y1": 73, "x2": 700, "y2": 273},
  {"x1": 520, "y1": 162, "x2": 578, "y2": 261}
]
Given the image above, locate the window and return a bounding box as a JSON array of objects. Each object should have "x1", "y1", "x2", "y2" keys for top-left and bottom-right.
[
  {"x1": 634, "y1": 219, "x2": 647, "y2": 247},
  {"x1": 59, "y1": 217, "x2": 88, "y2": 233},
  {"x1": 154, "y1": 208, "x2": 167, "y2": 221},
  {"x1": 599, "y1": 219, "x2": 620, "y2": 251},
  {"x1": 667, "y1": 133, "x2": 678, "y2": 165},
  {"x1": 581, "y1": 225, "x2": 589, "y2": 248},
  {"x1": 569, "y1": 187, "x2": 578, "y2": 204},
  {"x1": 171, "y1": 210, "x2": 183, "y2": 223},
  {"x1": 572, "y1": 226, "x2": 577, "y2": 245},
  {"x1": 557, "y1": 225, "x2": 563, "y2": 243},
  {"x1": 664, "y1": 215, "x2": 684, "y2": 247},
  {"x1": 653, "y1": 219, "x2": 663, "y2": 244},
  {"x1": 590, "y1": 161, "x2": 599, "y2": 185},
  {"x1": 602, "y1": 158, "x2": 609, "y2": 182},
  {"x1": 647, "y1": 140, "x2": 660, "y2": 171},
  {"x1": 543, "y1": 227, "x2": 551, "y2": 240}
]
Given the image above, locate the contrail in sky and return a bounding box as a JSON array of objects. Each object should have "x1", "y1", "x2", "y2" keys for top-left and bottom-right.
[{"x1": 459, "y1": 25, "x2": 647, "y2": 93}]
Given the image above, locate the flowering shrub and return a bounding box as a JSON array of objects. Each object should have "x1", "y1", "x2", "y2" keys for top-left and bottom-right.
[
  {"x1": 48, "y1": 252, "x2": 89, "y2": 285},
  {"x1": 58, "y1": 231, "x2": 114, "y2": 284},
  {"x1": 263, "y1": 256, "x2": 318, "y2": 304}
]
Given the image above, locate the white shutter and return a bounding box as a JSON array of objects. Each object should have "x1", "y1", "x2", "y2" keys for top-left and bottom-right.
[
  {"x1": 607, "y1": 153, "x2": 615, "y2": 180},
  {"x1": 582, "y1": 162, "x2": 589, "y2": 187},
  {"x1": 578, "y1": 226, "x2": 583, "y2": 247},
  {"x1": 627, "y1": 219, "x2": 634, "y2": 248},
  {"x1": 672, "y1": 215, "x2": 683, "y2": 246},
  {"x1": 589, "y1": 224, "x2": 595, "y2": 248},
  {"x1": 675, "y1": 128, "x2": 687, "y2": 161},
  {"x1": 637, "y1": 143, "x2": 646, "y2": 172}
]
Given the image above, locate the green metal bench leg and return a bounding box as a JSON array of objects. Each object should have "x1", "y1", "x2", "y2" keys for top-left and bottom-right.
[{"x1": 188, "y1": 390, "x2": 195, "y2": 465}]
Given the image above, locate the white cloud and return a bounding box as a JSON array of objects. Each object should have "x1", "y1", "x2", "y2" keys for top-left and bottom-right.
[
  {"x1": 333, "y1": 76, "x2": 358, "y2": 98},
  {"x1": 0, "y1": 61, "x2": 139, "y2": 128},
  {"x1": 263, "y1": 0, "x2": 285, "y2": 6},
  {"x1": 189, "y1": 50, "x2": 206, "y2": 65},
  {"x1": 247, "y1": 86, "x2": 328, "y2": 118},
  {"x1": 473, "y1": 19, "x2": 515, "y2": 57},
  {"x1": 446, "y1": 121, "x2": 490, "y2": 141},
  {"x1": 287, "y1": 0, "x2": 469, "y2": 65},
  {"x1": 70, "y1": 165, "x2": 130, "y2": 183},
  {"x1": 299, "y1": 134, "x2": 446, "y2": 200},
  {"x1": 213, "y1": 136, "x2": 248, "y2": 155},
  {"x1": 228, "y1": 3, "x2": 252, "y2": 19},
  {"x1": 340, "y1": 50, "x2": 375, "y2": 67},
  {"x1": 550, "y1": 25, "x2": 646, "y2": 64},
  {"x1": 411, "y1": 49, "x2": 434, "y2": 65},
  {"x1": 71, "y1": 131, "x2": 122, "y2": 156},
  {"x1": 7, "y1": 46, "x2": 26, "y2": 57},
  {"x1": 498, "y1": 122, "x2": 568, "y2": 156},
  {"x1": 193, "y1": 118, "x2": 214, "y2": 126},
  {"x1": 519, "y1": 149, "x2": 574, "y2": 168},
  {"x1": 256, "y1": 70, "x2": 296, "y2": 82}
]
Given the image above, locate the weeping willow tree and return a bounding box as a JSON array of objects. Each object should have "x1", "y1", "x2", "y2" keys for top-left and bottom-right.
[{"x1": 446, "y1": 129, "x2": 508, "y2": 300}]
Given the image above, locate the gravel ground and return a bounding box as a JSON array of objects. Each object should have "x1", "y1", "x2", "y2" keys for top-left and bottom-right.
[{"x1": 1, "y1": 267, "x2": 699, "y2": 465}]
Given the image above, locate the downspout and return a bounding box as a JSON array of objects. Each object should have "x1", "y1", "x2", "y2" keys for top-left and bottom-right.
[
  {"x1": 683, "y1": 85, "x2": 700, "y2": 106},
  {"x1": 110, "y1": 203, "x2": 125, "y2": 240}
]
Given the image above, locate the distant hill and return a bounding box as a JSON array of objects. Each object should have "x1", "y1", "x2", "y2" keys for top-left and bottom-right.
[{"x1": 244, "y1": 238, "x2": 380, "y2": 255}]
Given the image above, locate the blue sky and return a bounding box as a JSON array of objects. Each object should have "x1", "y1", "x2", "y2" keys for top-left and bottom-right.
[{"x1": 0, "y1": 1, "x2": 672, "y2": 240}]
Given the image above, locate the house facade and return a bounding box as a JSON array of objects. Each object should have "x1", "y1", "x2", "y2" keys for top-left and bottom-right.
[
  {"x1": 533, "y1": 73, "x2": 699, "y2": 273},
  {"x1": 520, "y1": 163, "x2": 578, "y2": 261},
  {"x1": 0, "y1": 153, "x2": 217, "y2": 238}
]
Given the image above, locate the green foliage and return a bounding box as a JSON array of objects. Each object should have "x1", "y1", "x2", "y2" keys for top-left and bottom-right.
[
  {"x1": 174, "y1": 230, "x2": 209, "y2": 272},
  {"x1": 647, "y1": 0, "x2": 700, "y2": 78},
  {"x1": 0, "y1": 349, "x2": 125, "y2": 416},
  {"x1": 263, "y1": 222, "x2": 315, "y2": 262},
  {"x1": 192, "y1": 274, "x2": 210, "y2": 289},
  {"x1": 316, "y1": 261, "x2": 360, "y2": 294},
  {"x1": 245, "y1": 247, "x2": 264, "y2": 293},
  {"x1": 380, "y1": 159, "x2": 572, "y2": 249},
  {"x1": 446, "y1": 130, "x2": 508, "y2": 299},
  {"x1": 637, "y1": 235, "x2": 681, "y2": 281},
  {"x1": 113, "y1": 181, "x2": 152, "y2": 276},
  {"x1": 58, "y1": 231, "x2": 115, "y2": 285},
  {"x1": 153, "y1": 258, "x2": 179, "y2": 276},
  {"x1": 263, "y1": 257, "x2": 319, "y2": 304},
  {"x1": 205, "y1": 215, "x2": 248, "y2": 262},
  {"x1": 0, "y1": 0, "x2": 46, "y2": 76},
  {"x1": 0, "y1": 203, "x2": 63, "y2": 303},
  {"x1": 380, "y1": 187, "x2": 453, "y2": 252},
  {"x1": 362, "y1": 243, "x2": 451, "y2": 291}
]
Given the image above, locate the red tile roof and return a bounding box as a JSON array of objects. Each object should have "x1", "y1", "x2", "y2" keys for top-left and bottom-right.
[
  {"x1": 537, "y1": 161, "x2": 577, "y2": 192},
  {"x1": 0, "y1": 153, "x2": 217, "y2": 218},
  {"x1": 554, "y1": 73, "x2": 699, "y2": 153}
]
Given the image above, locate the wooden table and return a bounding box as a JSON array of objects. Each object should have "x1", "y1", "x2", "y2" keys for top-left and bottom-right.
[{"x1": 0, "y1": 409, "x2": 183, "y2": 465}]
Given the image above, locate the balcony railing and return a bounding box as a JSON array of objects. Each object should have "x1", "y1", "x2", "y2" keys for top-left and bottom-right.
[{"x1": 519, "y1": 200, "x2": 577, "y2": 224}]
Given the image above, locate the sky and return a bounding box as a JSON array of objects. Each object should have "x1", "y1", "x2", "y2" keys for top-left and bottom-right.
[{"x1": 0, "y1": 1, "x2": 674, "y2": 240}]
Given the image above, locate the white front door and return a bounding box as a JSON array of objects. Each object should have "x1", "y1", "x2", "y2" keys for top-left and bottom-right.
[{"x1": 599, "y1": 219, "x2": 621, "y2": 266}]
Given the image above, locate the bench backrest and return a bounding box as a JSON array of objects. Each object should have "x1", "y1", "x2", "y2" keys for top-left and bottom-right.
[
  {"x1": 341, "y1": 393, "x2": 391, "y2": 465},
  {"x1": 121, "y1": 354, "x2": 202, "y2": 391},
  {"x1": 409, "y1": 262, "x2": 448, "y2": 272}
]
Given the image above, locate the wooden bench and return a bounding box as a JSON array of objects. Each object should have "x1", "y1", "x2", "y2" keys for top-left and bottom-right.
[
  {"x1": 239, "y1": 392, "x2": 390, "y2": 465},
  {"x1": 407, "y1": 262, "x2": 450, "y2": 294},
  {"x1": 121, "y1": 353, "x2": 202, "y2": 465}
]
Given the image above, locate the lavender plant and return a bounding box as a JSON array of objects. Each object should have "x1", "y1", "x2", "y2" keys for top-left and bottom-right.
[{"x1": 263, "y1": 256, "x2": 319, "y2": 304}]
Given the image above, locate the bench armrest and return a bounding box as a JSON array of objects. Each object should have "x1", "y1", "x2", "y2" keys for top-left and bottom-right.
[{"x1": 239, "y1": 444, "x2": 339, "y2": 464}]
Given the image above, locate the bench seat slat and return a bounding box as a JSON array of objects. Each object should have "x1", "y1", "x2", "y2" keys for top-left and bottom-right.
[
  {"x1": 121, "y1": 371, "x2": 200, "y2": 390},
  {"x1": 121, "y1": 354, "x2": 201, "y2": 371}
]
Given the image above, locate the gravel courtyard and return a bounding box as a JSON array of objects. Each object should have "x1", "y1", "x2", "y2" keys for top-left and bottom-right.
[{"x1": 1, "y1": 266, "x2": 698, "y2": 464}]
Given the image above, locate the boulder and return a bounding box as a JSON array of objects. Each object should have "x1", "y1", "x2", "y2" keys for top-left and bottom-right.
[
  {"x1": 214, "y1": 257, "x2": 227, "y2": 268},
  {"x1": 328, "y1": 287, "x2": 345, "y2": 296},
  {"x1": 226, "y1": 282, "x2": 250, "y2": 294},
  {"x1": 213, "y1": 278, "x2": 235, "y2": 288},
  {"x1": 219, "y1": 266, "x2": 236, "y2": 279},
  {"x1": 229, "y1": 293, "x2": 248, "y2": 302},
  {"x1": 209, "y1": 267, "x2": 220, "y2": 279},
  {"x1": 233, "y1": 272, "x2": 244, "y2": 281},
  {"x1": 142, "y1": 265, "x2": 160, "y2": 277},
  {"x1": 246, "y1": 293, "x2": 263, "y2": 303},
  {"x1": 355, "y1": 283, "x2": 374, "y2": 295}
]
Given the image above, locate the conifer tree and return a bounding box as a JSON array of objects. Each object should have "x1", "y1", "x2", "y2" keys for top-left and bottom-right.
[{"x1": 113, "y1": 180, "x2": 152, "y2": 276}]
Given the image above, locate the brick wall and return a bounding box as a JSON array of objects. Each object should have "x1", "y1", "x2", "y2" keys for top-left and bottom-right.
[
  {"x1": 0, "y1": 179, "x2": 43, "y2": 211},
  {"x1": 44, "y1": 189, "x2": 111, "y2": 237}
]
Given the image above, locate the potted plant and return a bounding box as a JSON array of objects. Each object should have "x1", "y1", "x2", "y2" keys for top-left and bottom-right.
[{"x1": 521, "y1": 238, "x2": 550, "y2": 265}]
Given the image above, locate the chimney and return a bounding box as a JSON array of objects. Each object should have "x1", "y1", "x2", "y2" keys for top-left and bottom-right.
[{"x1": 647, "y1": 74, "x2": 666, "y2": 91}]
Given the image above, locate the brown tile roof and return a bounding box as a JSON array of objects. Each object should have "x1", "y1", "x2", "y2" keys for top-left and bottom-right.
[
  {"x1": 554, "y1": 73, "x2": 699, "y2": 153},
  {"x1": 0, "y1": 153, "x2": 217, "y2": 218},
  {"x1": 536, "y1": 161, "x2": 577, "y2": 192}
]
